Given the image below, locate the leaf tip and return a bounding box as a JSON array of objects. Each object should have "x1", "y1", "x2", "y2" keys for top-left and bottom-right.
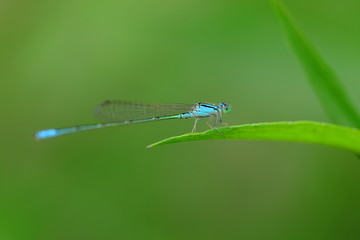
[{"x1": 146, "y1": 143, "x2": 156, "y2": 148}]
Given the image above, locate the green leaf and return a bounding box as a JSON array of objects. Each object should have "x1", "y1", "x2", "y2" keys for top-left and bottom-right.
[
  {"x1": 271, "y1": 0, "x2": 360, "y2": 128},
  {"x1": 147, "y1": 121, "x2": 360, "y2": 153}
]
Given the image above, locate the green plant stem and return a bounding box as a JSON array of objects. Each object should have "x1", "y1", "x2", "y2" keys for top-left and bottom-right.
[
  {"x1": 148, "y1": 121, "x2": 360, "y2": 153},
  {"x1": 271, "y1": 0, "x2": 360, "y2": 128}
]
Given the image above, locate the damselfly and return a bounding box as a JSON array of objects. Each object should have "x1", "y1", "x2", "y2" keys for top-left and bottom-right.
[{"x1": 34, "y1": 101, "x2": 231, "y2": 140}]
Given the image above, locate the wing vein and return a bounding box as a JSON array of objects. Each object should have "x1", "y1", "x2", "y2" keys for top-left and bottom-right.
[{"x1": 94, "y1": 101, "x2": 194, "y2": 122}]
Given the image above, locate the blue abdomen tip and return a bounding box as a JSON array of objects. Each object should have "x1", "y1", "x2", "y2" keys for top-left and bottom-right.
[{"x1": 35, "y1": 129, "x2": 58, "y2": 139}]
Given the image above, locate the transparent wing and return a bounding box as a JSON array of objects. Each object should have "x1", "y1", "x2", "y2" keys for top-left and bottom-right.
[{"x1": 94, "y1": 101, "x2": 195, "y2": 122}]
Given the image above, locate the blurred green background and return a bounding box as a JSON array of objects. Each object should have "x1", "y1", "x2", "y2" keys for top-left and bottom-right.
[{"x1": 1, "y1": 0, "x2": 360, "y2": 239}]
